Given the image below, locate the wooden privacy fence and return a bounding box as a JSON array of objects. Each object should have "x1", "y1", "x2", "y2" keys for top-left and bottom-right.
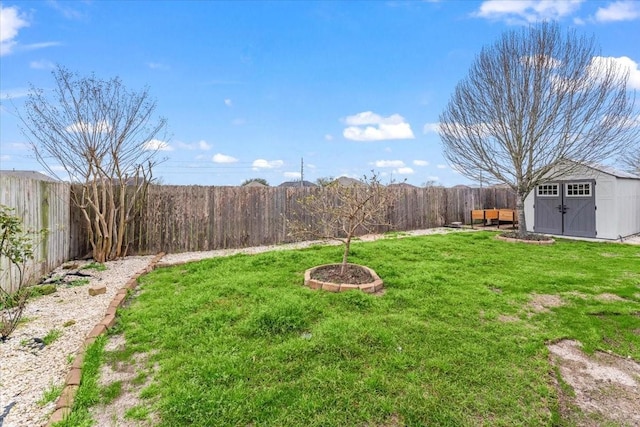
[
  {"x1": 0, "y1": 174, "x2": 70, "y2": 293},
  {"x1": 70, "y1": 185, "x2": 516, "y2": 256}
]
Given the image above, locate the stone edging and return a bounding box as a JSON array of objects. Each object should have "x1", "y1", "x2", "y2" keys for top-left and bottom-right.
[
  {"x1": 495, "y1": 235, "x2": 555, "y2": 245},
  {"x1": 304, "y1": 263, "x2": 384, "y2": 293},
  {"x1": 46, "y1": 252, "x2": 166, "y2": 427}
]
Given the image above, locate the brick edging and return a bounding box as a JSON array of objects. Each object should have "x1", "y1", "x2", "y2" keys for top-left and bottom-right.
[{"x1": 46, "y1": 252, "x2": 166, "y2": 426}]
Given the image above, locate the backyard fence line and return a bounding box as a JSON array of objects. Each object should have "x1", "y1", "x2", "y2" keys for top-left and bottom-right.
[
  {"x1": 0, "y1": 174, "x2": 71, "y2": 293},
  {"x1": 69, "y1": 185, "x2": 516, "y2": 257}
]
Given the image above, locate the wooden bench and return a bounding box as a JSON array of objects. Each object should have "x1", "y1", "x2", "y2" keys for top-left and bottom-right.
[
  {"x1": 470, "y1": 209, "x2": 518, "y2": 229},
  {"x1": 497, "y1": 209, "x2": 517, "y2": 229}
]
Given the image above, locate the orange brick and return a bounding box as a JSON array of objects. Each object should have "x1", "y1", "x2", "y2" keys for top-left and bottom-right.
[
  {"x1": 322, "y1": 283, "x2": 340, "y2": 292},
  {"x1": 71, "y1": 351, "x2": 85, "y2": 369},
  {"x1": 101, "y1": 314, "x2": 117, "y2": 328},
  {"x1": 87, "y1": 324, "x2": 106, "y2": 339},
  {"x1": 55, "y1": 385, "x2": 78, "y2": 409},
  {"x1": 47, "y1": 407, "x2": 71, "y2": 425},
  {"x1": 66, "y1": 368, "x2": 82, "y2": 386}
]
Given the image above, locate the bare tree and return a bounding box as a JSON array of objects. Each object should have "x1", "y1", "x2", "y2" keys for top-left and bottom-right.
[
  {"x1": 619, "y1": 145, "x2": 640, "y2": 175},
  {"x1": 19, "y1": 66, "x2": 167, "y2": 262},
  {"x1": 287, "y1": 173, "x2": 395, "y2": 275},
  {"x1": 439, "y1": 22, "x2": 638, "y2": 237},
  {"x1": 241, "y1": 178, "x2": 269, "y2": 186}
]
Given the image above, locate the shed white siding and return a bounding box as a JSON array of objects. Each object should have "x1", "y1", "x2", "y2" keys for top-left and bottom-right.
[{"x1": 524, "y1": 163, "x2": 640, "y2": 240}]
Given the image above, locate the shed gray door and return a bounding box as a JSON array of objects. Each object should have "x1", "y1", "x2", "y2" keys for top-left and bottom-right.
[
  {"x1": 563, "y1": 181, "x2": 596, "y2": 238},
  {"x1": 534, "y1": 181, "x2": 596, "y2": 238},
  {"x1": 534, "y1": 183, "x2": 563, "y2": 234}
]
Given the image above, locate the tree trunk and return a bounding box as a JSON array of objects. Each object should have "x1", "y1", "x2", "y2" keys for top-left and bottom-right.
[
  {"x1": 516, "y1": 192, "x2": 527, "y2": 238},
  {"x1": 341, "y1": 237, "x2": 351, "y2": 276}
]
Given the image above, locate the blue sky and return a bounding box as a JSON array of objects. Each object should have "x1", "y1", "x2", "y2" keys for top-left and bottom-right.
[{"x1": 1, "y1": 0, "x2": 639, "y2": 186}]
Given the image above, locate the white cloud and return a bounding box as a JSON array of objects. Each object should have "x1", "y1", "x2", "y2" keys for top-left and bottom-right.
[
  {"x1": 232, "y1": 118, "x2": 246, "y2": 126},
  {"x1": 342, "y1": 111, "x2": 415, "y2": 141},
  {"x1": 374, "y1": 160, "x2": 405, "y2": 168},
  {"x1": 474, "y1": 0, "x2": 583, "y2": 24},
  {"x1": 423, "y1": 122, "x2": 441, "y2": 134},
  {"x1": 284, "y1": 171, "x2": 301, "y2": 179},
  {"x1": 143, "y1": 139, "x2": 173, "y2": 151},
  {"x1": 595, "y1": 1, "x2": 640, "y2": 22},
  {"x1": 394, "y1": 167, "x2": 415, "y2": 175},
  {"x1": 590, "y1": 56, "x2": 640, "y2": 89},
  {"x1": 1, "y1": 87, "x2": 29, "y2": 99},
  {"x1": 426, "y1": 175, "x2": 440, "y2": 182},
  {"x1": 212, "y1": 153, "x2": 238, "y2": 163},
  {"x1": 252, "y1": 159, "x2": 283, "y2": 169},
  {"x1": 65, "y1": 120, "x2": 111, "y2": 134},
  {"x1": 324, "y1": 134, "x2": 333, "y2": 141},
  {"x1": 224, "y1": 98, "x2": 232, "y2": 107},
  {"x1": 22, "y1": 41, "x2": 60, "y2": 52},
  {"x1": 413, "y1": 160, "x2": 429, "y2": 166},
  {"x1": 437, "y1": 164, "x2": 448, "y2": 169},
  {"x1": 147, "y1": 62, "x2": 168, "y2": 70},
  {"x1": 198, "y1": 140, "x2": 211, "y2": 150},
  {"x1": 0, "y1": 154, "x2": 11, "y2": 161},
  {"x1": 30, "y1": 59, "x2": 55, "y2": 69},
  {"x1": 0, "y1": 4, "x2": 28, "y2": 56}
]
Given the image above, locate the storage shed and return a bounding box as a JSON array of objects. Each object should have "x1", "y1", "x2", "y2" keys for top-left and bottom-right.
[{"x1": 524, "y1": 163, "x2": 640, "y2": 239}]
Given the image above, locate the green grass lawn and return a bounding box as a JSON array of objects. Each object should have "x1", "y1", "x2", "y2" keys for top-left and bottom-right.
[{"x1": 69, "y1": 232, "x2": 640, "y2": 426}]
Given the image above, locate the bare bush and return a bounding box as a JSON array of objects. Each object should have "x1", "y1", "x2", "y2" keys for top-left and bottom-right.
[
  {"x1": 287, "y1": 173, "x2": 395, "y2": 275},
  {"x1": 0, "y1": 205, "x2": 46, "y2": 341}
]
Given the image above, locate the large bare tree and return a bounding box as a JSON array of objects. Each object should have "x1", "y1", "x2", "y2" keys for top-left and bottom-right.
[
  {"x1": 439, "y1": 22, "x2": 638, "y2": 237},
  {"x1": 619, "y1": 145, "x2": 640, "y2": 175},
  {"x1": 20, "y1": 66, "x2": 167, "y2": 262}
]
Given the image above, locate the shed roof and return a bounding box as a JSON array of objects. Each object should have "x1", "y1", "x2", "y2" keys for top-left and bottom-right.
[
  {"x1": 0, "y1": 170, "x2": 59, "y2": 182},
  {"x1": 584, "y1": 163, "x2": 640, "y2": 179}
]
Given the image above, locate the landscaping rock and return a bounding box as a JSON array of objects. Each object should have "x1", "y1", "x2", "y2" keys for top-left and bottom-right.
[{"x1": 88, "y1": 285, "x2": 107, "y2": 296}]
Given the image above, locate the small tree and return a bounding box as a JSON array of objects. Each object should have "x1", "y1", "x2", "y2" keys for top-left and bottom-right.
[
  {"x1": 315, "y1": 176, "x2": 335, "y2": 187},
  {"x1": 1, "y1": 206, "x2": 46, "y2": 341},
  {"x1": 241, "y1": 178, "x2": 269, "y2": 186},
  {"x1": 288, "y1": 173, "x2": 395, "y2": 275},
  {"x1": 19, "y1": 66, "x2": 167, "y2": 262},
  {"x1": 439, "y1": 22, "x2": 638, "y2": 238}
]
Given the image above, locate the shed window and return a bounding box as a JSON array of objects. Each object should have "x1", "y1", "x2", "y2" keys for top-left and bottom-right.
[
  {"x1": 537, "y1": 184, "x2": 559, "y2": 197},
  {"x1": 566, "y1": 183, "x2": 592, "y2": 197}
]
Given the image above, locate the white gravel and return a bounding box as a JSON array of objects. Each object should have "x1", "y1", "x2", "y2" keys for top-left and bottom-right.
[
  {"x1": 0, "y1": 256, "x2": 154, "y2": 427},
  {"x1": 0, "y1": 226, "x2": 636, "y2": 427}
]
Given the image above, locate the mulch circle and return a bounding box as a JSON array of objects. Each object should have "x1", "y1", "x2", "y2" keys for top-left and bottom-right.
[
  {"x1": 310, "y1": 264, "x2": 374, "y2": 285},
  {"x1": 496, "y1": 232, "x2": 555, "y2": 245}
]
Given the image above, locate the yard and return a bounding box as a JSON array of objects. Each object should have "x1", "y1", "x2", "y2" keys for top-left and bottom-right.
[{"x1": 60, "y1": 232, "x2": 640, "y2": 426}]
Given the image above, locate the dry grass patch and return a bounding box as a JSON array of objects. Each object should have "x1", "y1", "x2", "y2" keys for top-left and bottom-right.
[
  {"x1": 89, "y1": 334, "x2": 159, "y2": 427},
  {"x1": 548, "y1": 339, "x2": 640, "y2": 426},
  {"x1": 595, "y1": 293, "x2": 627, "y2": 302},
  {"x1": 527, "y1": 294, "x2": 564, "y2": 314}
]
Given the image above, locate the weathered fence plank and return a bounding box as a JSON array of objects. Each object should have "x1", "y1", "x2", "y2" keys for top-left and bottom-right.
[
  {"x1": 70, "y1": 185, "x2": 514, "y2": 256},
  {"x1": 0, "y1": 174, "x2": 70, "y2": 292}
]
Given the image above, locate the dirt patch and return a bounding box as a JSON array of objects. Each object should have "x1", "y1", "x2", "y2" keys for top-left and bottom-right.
[
  {"x1": 89, "y1": 334, "x2": 159, "y2": 426},
  {"x1": 528, "y1": 294, "x2": 564, "y2": 314},
  {"x1": 599, "y1": 252, "x2": 620, "y2": 258},
  {"x1": 497, "y1": 314, "x2": 519, "y2": 323},
  {"x1": 548, "y1": 339, "x2": 640, "y2": 426},
  {"x1": 595, "y1": 293, "x2": 627, "y2": 302}
]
